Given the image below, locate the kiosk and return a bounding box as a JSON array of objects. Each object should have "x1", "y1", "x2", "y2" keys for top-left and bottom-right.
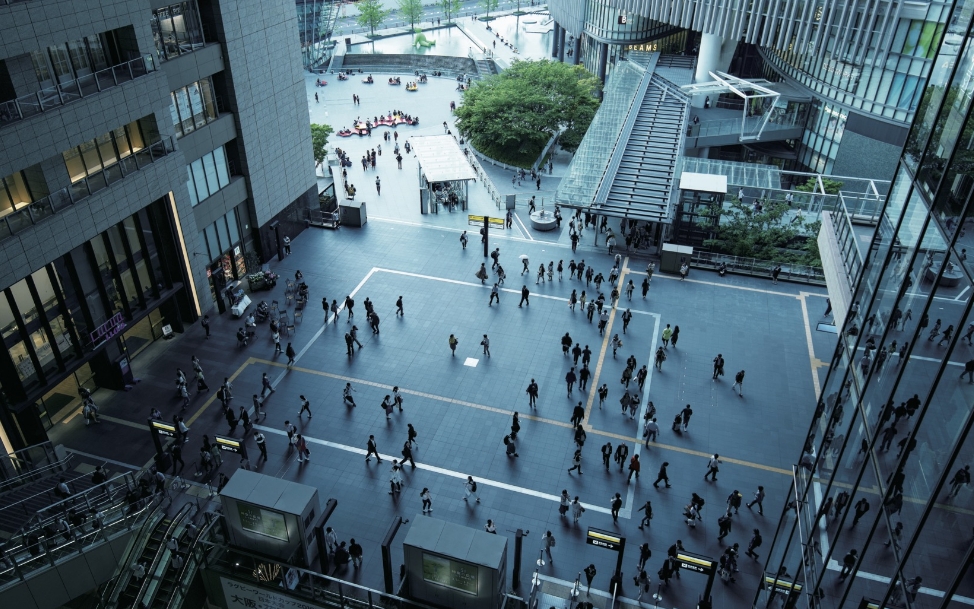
[{"x1": 411, "y1": 135, "x2": 477, "y2": 214}]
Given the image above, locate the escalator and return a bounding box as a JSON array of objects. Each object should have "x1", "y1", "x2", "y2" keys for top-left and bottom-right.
[{"x1": 115, "y1": 515, "x2": 174, "y2": 609}]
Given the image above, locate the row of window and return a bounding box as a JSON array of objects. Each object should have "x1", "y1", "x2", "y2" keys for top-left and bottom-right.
[
  {"x1": 0, "y1": 171, "x2": 33, "y2": 219},
  {"x1": 170, "y1": 77, "x2": 218, "y2": 137},
  {"x1": 62, "y1": 118, "x2": 155, "y2": 184},
  {"x1": 151, "y1": 0, "x2": 206, "y2": 62},
  {"x1": 29, "y1": 33, "x2": 116, "y2": 89},
  {"x1": 199, "y1": 206, "x2": 244, "y2": 263},
  {"x1": 186, "y1": 146, "x2": 231, "y2": 206}
]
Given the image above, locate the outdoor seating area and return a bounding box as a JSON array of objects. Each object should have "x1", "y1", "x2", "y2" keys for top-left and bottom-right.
[{"x1": 337, "y1": 112, "x2": 420, "y2": 137}]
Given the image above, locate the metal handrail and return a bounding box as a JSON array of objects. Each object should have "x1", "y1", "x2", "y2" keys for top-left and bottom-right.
[
  {"x1": 0, "y1": 457, "x2": 98, "y2": 520},
  {"x1": 117, "y1": 502, "x2": 195, "y2": 609},
  {"x1": 0, "y1": 454, "x2": 72, "y2": 495},
  {"x1": 0, "y1": 55, "x2": 156, "y2": 129},
  {"x1": 691, "y1": 251, "x2": 826, "y2": 285},
  {"x1": 92, "y1": 497, "x2": 169, "y2": 609},
  {"x1": 689, "y1": 109, "x2": 805, "y2": 139},
  {"x1": 0, "y1": 136, "x2": 175, "y2": 243},
  {"x1": 162, "y1": 512, "x2": 218, "y2": 609}
]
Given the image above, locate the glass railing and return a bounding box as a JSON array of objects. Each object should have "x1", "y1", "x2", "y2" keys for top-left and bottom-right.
[
  {"x1": 687, "y1": 109, "x2": 806, "y2": 140},
  {"x1": 691, "y1": 251, "x2": 826, "y2": 284},
  {"x1": 0, "y1": 55, "x2": 156, "y2": 129},
  {"x1": 0, "y1": 136, "x2": 175, "y2": 243}
]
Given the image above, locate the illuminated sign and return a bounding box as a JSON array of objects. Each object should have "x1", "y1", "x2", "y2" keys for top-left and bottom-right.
[
  {"x1": 677, "y1": 551, "x2": 716, "y2": 575},
  {"x1": 585, "y1": 528, "x2": 623, "y2": 551},
  {"x1": 238, "y1": 503, "x2": 289, "y2": 541},
  {"x1": 764, "y1": 574, "x2": 803, "y2": 594},
  {"x1": 90, "y1": 312, "x2": 126, "y2": 347},
  {"x1": 150, "y1": 420, "x2": 177, "y2": 437},
  {"x1": 422, "y1": 553, "x2": 479, "y2": 595},
  {"x1": 468, "y1": 215, "x2": 505, "y2": 229},
  {"x1": 216, "y1": 435, "x2": 244, "y2": 454},
  {"x1": 618, "y1": 14, "x2": 627, "y2": 24}
]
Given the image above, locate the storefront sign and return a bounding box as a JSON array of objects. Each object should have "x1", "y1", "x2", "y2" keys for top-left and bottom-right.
[
  {"x1": 90, "y1": 312, "x2": 126, "y2": 347},
  {"x1": 220, "y1": 577, "x2": 319, "y2": 609}
]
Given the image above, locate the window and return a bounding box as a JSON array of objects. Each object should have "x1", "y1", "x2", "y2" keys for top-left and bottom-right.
[
  {"x1": 170, "y1": 76, "x2": 219, "y2": 137},
  {"x1": 151, "y1": 0, "x2": 205, "y2": 62},
  {"x1": 61, "y1": 117, "x2": 158, "y2": 183},
  {"x1": 185, "y1": 146, "x2": 232, "y2": 206},
  {"x1": 0, "y1": 171, "x2": 34, "y2": 218}
]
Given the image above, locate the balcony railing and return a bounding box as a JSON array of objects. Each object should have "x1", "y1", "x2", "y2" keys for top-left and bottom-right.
[
  {"x1": 0, "y1": 136, "x2": 176, "y2": 243},
  {"x1": 0, "y1": 55, "x2": 157, "y2": 129}
]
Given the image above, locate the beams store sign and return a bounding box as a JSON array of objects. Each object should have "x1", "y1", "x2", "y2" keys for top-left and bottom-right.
[
  {"x1": 89, "y1": 312, "x2": 126, "y2": 348},
  {"x1": 220, "y1": 578, "x2": 317, "y2": 609}
]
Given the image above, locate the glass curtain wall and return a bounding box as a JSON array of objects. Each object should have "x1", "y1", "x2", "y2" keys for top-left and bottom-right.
[
  {"x1": 150, "y1": 0, "x2": 205, "y2": 62},
  {"x1": 756, "y1": 2, "x2": 974, "y2": 608}
]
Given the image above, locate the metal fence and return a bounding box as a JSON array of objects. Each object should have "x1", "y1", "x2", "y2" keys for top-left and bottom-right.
[{"x1": 691, "y1": 251, "x2": 826, "y2": 285}]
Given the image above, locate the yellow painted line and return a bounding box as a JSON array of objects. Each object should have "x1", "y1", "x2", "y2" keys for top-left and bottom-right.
[
  {"x1": 583, "y1": 258, "x2": 627, "y2": 425},
  {"x1": 99, "y1": 414, "x2": 149, "y2": 431},
  {"x1": 186, "y1": 356, "x2": 256, "y2": 426}
]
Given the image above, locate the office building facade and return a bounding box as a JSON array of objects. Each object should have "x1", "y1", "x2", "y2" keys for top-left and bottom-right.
[
  {"x1": 756, "y1": 0, "x2": 974, "y2": 606},
  {"x1": 0, "y1": 0, "x2": 316, "y2": 453},
  {"x1": 549, "y1": 0, "x2": 949, "y2": 179}
]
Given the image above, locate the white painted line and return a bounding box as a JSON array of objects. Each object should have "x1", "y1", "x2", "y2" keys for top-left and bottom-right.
[
  {"x1": 273, "y1": 268, "x2": 378, "y2": 390},
  {"x1": 956, "y1": 286, "x2": 971, "y2": 301},
  {"x1": 254, "y1": 424, "x2": 613, "y2": 516},
  {"x1": 463, "y1": 357, "x2": 479, "y2": 367},
  {"x1": 624, "y1": 306, "x2": 661, "y2": 519},
  {"x1": 825, "y1": 559, "x2": 974, "y2": 605},
  {"x1": 513, "y1": 212, "x2": 534, "y2": 241},
  {"x1": 64, "y1": 448, "x2": 142, "y2": 471}
]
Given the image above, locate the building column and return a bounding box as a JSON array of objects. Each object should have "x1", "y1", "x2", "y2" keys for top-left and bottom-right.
[
  {"x1": 692, "y1": 33, "x2": 723, "y2": 108},
  {"x1": 552, "y1": 22, "x2": 561, "y2": 57},
  {"x1": 597, "y1": 41, "x2": 609, "y2": 95},
  {"x1": 558, "y1": 28, "x2": 566, "y2": 62},
  {"x1": 572, "y1": 35, "x2": 582, "y2": 65}
]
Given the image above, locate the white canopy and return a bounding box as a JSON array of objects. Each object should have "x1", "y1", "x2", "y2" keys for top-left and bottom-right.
[{"x1": 411, "y1": 135, "x2": 477, "y2": 183}]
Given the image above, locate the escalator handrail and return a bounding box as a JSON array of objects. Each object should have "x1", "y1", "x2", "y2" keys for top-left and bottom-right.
[
  {"x1": 125, "y1": 502, "x2": 196, "y2": 609},
  {"x1": 95, "y1": 496, "x2": 176, "y2": 609},
  {"x1": 92, "y1": 495, "x2": 166, "y2": 608},
  {"x1": 162, "y1": 511, "x2": 220, "y2": 609}
]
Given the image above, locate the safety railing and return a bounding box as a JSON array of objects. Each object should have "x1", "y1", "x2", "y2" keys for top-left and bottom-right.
[
  {"x1": 0, "y1": 486, "x2": 164, "y2": 587},
  {"x1": 0, "y1": 441, "x2": 64, "y2": 490},
  {"x1": 0, "y1": 453, "x2": 73, "y2": 495},
  {"x1": 161, "y1": 512, "x2": 219, "y2": 609},
  {"x1": 687, "y1": 109, "x2": 805, "y2": 140},
  {"x1": 826, "y1": 204, "x2": 866, "y2": 288},
  {"x1": 691, "y1": 251, "x2": 826, "y2": 285},
  {"x1": 0, "y1": 55, "x2": 157, "y2": 129},
  {"x1": 91, "y1": 499, "x2": 170, "y2": 609},
  {"x1": 0, "y1": 136, "x2": 176, "y2": 243}
]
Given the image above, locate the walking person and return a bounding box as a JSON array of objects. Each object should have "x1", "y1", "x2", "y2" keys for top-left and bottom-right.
[
  {"x1": 285, "y1": 342, "x2": 296, "y2": 367},
  {"x1": 571, "y1": 496, "x2": 585, "y2": 523},
  {"x1": 254, "y1": 431, "x2": 268, "y2": 461},
  {"x1": 481, "y1": 334, "x2": 490, "y2": 357},
  {"x1": 601, "y1": 442, "x2": 613, "y2": 470},
  {"x1": 643, "y1": 417, "x2": 659, "y2": 447},
  {"x1": 365, "y1": 435, "x2": 382, "y2": 463},
  {"x1": 627, "y1": 454, "x2": 641, "y2": 483},
  {"x1": 705, "y1": 454, "x2": 722, "y2": 481},
  {"x1": 541, "y1": 531, "x2": 555, "y2": 564},
  {"x1": 449, "y1": 334, "x2": 458, "y2": 356},
  {"x1": 519, "y1": 285, "x2": 530, "y2": 307},
  {"x1": 655, "y1": 346, "x2": 666, "y2": 371},
  {"x1": 732, "y1": 370, "x2": 745, "y2": 396},
  {"x1": 712, "y1": 354, "x2": 725, "y2": 380},
  {"x1": 567, "y1": 449, "x2": 583, "y2": 475},
  {"x1": 638, "y1": 500, "x2": 653, "y2": 529},
  {"x1": 614, "y1": 443, "x2": 629, "y2": 471},
  {"x1": 583, "y1": 564, "x2": 596, "y2": 595},
  {"x1": 746, "y1": 486, "x2": 765, "y2": 514},
  {"x1": 745, "y1": 529, "x2": 763, "y2": 559},
  {"x1": 464, "y1": 476, "x2": 480, "y2": 503},
  {"x1": 682, "y1": 403, "x2": 693, "y2": 432},
  {"x1": 421, "y1": 488, "x2": 433, "y2": 513},
  {"x1": 297, "y1": 395, "x2": 312, "y2": 419},
  {"x1": 610, "y1": 492, "x2": 623, "y2": 522},
  {"x1": 261, "y1": 373, "x2": 274, "y2": 398},
  {"x1": 343, "y1": 383, "x2": 357, "y2": 407},
  {"x1": 565, "y1": 367, "x2": 577, "y2": 396}
]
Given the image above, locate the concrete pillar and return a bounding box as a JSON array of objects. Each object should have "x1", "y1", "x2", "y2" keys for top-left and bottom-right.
[
  {"x1": 557, "y1": 29, "x2": 566, "y2": 62},
  {"x1": 692, "y1": 33, "x2": 723, "y2": 108},
  {"x1": 572, "y1": 35, "x2": 581, "y2": 65},
  {"x1": 597, "y1": 42, "x2": 609, "y2": 93},
  {"x1": 552, "y1": 22, "x2": 561, "y2": 57}
]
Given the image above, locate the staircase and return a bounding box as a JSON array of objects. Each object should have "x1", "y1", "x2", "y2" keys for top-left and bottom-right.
[{"x1": 474, "y1": 57, "x2": 495, "y2": 78}]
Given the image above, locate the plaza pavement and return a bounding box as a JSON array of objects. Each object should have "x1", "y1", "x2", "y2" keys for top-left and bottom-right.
[{"x1": 45, "y1": 59, "x2": 841, "y2": 609}]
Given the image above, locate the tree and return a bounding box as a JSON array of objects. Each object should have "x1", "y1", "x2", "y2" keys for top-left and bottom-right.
[
  {"x1": 440, "y1": 0, "x2": 462, "y2": 22},
  {"x1": 703, "y1": 198, "x2": 821, "y2": 266},
  {"x1": 356, "y1": 0, "x2": 391, "y2": 37},
  {"x1": 480, "y1": 0, "x2": 499, "y2": 20},
  {"x1": 310, "y1": 123, "x2": 333, "y2": 168},
  {"x1": 397, "y1": 0, "x2": 423, "y2": 30},
  {"x1": 454, "y1": 59, "x2": 601, "y2": 167}
]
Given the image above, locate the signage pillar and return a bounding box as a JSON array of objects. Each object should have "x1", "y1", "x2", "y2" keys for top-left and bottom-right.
[
  {"x1": 381, "y1": 516, "x2": 406, "y2": 594},
  {"x1": 512, "y1": 529, "x2": 524, "y2": 590},
  {"x1": 483, "y1": 215, "x2": 489, "y2": 258}
]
